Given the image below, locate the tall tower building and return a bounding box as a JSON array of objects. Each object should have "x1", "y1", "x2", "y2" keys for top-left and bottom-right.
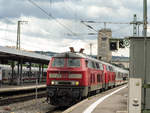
[{"x1": 97, "y1": 29, "x2": 112, "y2": 62}]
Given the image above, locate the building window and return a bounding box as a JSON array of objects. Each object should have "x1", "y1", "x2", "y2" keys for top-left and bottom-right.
[{"x1": 102, "y1": 37, "x2": 107, "y2": 41}]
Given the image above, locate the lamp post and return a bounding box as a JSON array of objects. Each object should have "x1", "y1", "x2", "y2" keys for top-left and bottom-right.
[{"x1": 16, "y1": 20, "x2": 28, "y2": 50}]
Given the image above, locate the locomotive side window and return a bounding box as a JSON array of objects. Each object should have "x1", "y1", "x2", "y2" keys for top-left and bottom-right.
[
  {"x1": 109, "y1": 66, "x2": 113, "y2": 72},
  {"x1": 87, "y1": 60, "x2": 93, "y2": 68},
  {"x1": 68, "y1": 58, "x2": 80, "y2": 67},
  {"x1": 95, "y1": 63, "x2": 100, "y2": 70},
  {"x1": 93, "y1": 74, "x2": 95, "y2": 83},
  {"x1": 90, "y1": 75, "x2": 92, "y2": 83},
  {"x1": 106, "y1": 65, "x2": 110, "y2": 71},
  {"x1": 92, "y1": 62, "x2": 96, "y2": 69},
  {"x1": 90, "y1": 74, "x2": 95, "y2": 83},
  {"x1": 52, "y1": 58, "x2": 65, "y2": 67},
  {"x1": 108, "y1": 66, "x2": 111, "y2": 71},
  {"x1": 99, "y1": 63, "x2": 104, "y2": 70},
  {"x1": 97, "y1": 74, "x2": 101, "y2": 82}
]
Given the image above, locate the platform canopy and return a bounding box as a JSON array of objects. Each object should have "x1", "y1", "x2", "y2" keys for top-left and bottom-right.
[{"x1": 0, "y1": 46, "x2": 51, "y2": 64}]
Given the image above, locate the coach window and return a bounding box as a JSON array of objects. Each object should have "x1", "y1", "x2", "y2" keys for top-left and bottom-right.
[
  {"x1": 118, "y1": 72, "x2": 121, "y2": 78},
  {"x1": 68, "y1": 58, "x2": 80, "y2": 67},
  {"x1": 120, "y1": 73, "x2": 123, "y2": 78},
  {"x1": 52, "y1": 58, "x2": 65, "y2": 67},
  {"x1": 2, "y1": 70, "x2": 5, "y2": 77}
]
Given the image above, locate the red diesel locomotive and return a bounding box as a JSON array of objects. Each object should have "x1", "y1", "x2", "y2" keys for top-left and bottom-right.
[{"x1": 46, "y1": 50, "x2": 128, "y2": 106}]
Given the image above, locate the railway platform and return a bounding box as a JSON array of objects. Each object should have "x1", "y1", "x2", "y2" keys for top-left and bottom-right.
[
  {"x1": 63, "y1": 85, "x2": 128, "y2": 113},
  {"x1": 0, "y1": 83, "x2": 46, "y2": 93}
]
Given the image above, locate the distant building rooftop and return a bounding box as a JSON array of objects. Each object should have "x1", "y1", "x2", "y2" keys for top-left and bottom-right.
[{"x1": 111, "y1": 56, "x2": 129, "y2": 62}]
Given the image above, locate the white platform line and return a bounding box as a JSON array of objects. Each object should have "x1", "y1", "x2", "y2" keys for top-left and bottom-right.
[{"x1": 83, "y1": 85, "x2": 127, "y2": 113}]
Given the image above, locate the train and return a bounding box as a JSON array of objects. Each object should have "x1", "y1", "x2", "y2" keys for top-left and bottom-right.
[
  {"x1": 46, "y1": 50, "x2": 129, "y2": 106},
  {"x1": 0, "y1": 64, "x2": 47, "y2": 84}
]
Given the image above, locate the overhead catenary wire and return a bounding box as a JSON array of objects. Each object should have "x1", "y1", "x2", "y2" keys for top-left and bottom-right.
[
  {"x1": 28, "y1": 0, "x2": 76, "y2": 36},
  {"x1": 61, "y1": 0, "x2": 95, "y2": 36},
  {"x1": 62, "y1": 0, "x2": 75, "y2": 19},
  {"x1": 80, "y1": 20, "x2": 134, "y2": 39},
  {"x1": 81, "y1": 22, "x2": 98, "y2": 32}
]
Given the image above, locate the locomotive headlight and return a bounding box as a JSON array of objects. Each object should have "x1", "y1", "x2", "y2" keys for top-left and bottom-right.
[
  {"x1": 75, "y1": 81, "x2": 79, "y2": 86},
  {"x1": 69, "y1": 74, "x2": 82, "y2": 79},
  {"x1": 51, "y1": 81, "x2": 55, "y2": 85}
]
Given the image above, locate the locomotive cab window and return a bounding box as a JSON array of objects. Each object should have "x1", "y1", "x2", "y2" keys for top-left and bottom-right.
[
  {"x1": 67, "y1": 58, "x2": 80, "y2": 67},
  {"x1": 52, "y1": 58, "x2": 65, "y2": 67}
]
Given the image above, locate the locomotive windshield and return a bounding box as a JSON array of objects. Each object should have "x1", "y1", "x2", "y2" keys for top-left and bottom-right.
[
  {"x1": 51, "y1": 58, "x2": 80, "y2": 67},
  {"x1": 67, "y1": 58, "x2": 80, "y2": 67},
  {"x1": 52, "y1": 58, "x2": 65, "y2": 67}
]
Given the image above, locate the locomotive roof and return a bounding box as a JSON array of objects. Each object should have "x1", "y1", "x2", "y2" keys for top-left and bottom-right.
[
  {"x1": 53, "y1": 52, "x2": 128, "y2": 73},
  {"x1": 53, "y1": 52, "x2": 113, "y2": 66},
  {"x1": 53, "y1": 52, "x2": 89, "y2": 59}
]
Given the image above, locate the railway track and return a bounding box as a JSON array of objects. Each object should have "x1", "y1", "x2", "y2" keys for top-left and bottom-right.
[
  {"x1": 0, "y1": 91, "x2": 46, "y2": 106},
  {"x1": 0, "y1": 85, "x2": 127, "y2": 113}
]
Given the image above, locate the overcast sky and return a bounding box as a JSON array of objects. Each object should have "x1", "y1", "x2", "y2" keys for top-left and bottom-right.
[{"x1": 0, "y1": 0, "x2": 150, "y2": 57}]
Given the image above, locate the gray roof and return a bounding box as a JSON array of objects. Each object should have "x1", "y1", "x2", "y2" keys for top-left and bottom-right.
[
  {"x1": 111, "y1": 56, "x2": 129, "y2": 62},
  {"x1": 0, "y1": 46, "x2": 51, "y2": 64}
]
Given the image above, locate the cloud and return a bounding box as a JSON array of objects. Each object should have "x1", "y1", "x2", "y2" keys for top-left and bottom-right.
[{"x1": 1, "y1": 0, "x2": 144, "y2": 57}]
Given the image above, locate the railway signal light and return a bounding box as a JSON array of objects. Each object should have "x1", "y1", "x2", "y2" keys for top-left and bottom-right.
[
  {"x1": 109, "y1": 38, "x2": 127, "y2": 51},
  {"x1": 119, "y1": 40, "x2": 125, "y2": 48},
  {"x1": 109, "y1": 41, "x2": 118, "y2": 51}
]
